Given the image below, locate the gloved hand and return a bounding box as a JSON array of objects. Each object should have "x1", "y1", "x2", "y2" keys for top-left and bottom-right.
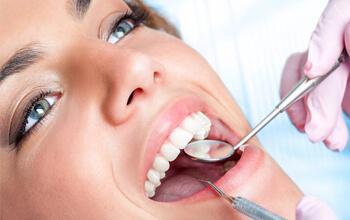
[
  {"x1": 281, "y1": 0, "x2": 350, "y2": 150},
  {"x1": 296, "y1": 196, "x2": 338, "y2": 220}
]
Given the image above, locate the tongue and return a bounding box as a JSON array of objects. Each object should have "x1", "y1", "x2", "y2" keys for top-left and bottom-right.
[{"x1": 152, "y1": 160, "x2": 224, "y2": 202}]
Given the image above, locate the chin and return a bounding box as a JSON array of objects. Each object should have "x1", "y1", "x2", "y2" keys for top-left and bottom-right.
[{"x1": 139, "y1": 96, "x2": 303, "y2": 219}]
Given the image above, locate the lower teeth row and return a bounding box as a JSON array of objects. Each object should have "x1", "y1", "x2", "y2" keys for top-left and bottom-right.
[{"x1": 145, "y1": 111, "x2": 211, "y2": 198}]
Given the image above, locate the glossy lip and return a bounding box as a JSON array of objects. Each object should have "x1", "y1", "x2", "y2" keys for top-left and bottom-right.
[{"x1": 142, "y1": 96, "x2": 266, "y2": 204}]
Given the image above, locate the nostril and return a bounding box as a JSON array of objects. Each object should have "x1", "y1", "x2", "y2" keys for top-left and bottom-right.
[
  {"x1": 127, "y1": 92, "x2": 134, "y2": 105},
  {"x1": 127, "y1": 88, "x2": 143, "y2": 105},
  {"x1": 154, "y1": 71, "x2": 162, "y2": 84}
]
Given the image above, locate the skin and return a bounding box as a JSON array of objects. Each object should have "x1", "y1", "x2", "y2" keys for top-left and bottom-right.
[{"x1": 0, "y1": 0, "x2": 303, "y2": 219}]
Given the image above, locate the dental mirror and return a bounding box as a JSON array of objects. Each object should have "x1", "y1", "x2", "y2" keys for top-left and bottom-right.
[{"x1": 184, "y1": 140, "x2": 235, "y2": 162}]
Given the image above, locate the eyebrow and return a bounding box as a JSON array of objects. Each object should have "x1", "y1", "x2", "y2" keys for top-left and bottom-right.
[
  {"x1": 0, "y1": 0, "x2": 92, "y2": 84},
  {"x1": 68, "y1": 0, "x2": 92, "y2": 20},
  {"x1": 0, "y1": 43, "x2": 44, "y2": 84}
]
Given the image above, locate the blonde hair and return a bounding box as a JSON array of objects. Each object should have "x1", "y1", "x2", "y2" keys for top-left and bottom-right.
[{"x1": 126, "y1": 0, "x2": 181, "y2": 39}]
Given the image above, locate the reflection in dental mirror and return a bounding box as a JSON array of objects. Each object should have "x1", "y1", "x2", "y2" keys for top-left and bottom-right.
[{"x1": 184, "y1": 140, "x2": 234, "y2": 162}]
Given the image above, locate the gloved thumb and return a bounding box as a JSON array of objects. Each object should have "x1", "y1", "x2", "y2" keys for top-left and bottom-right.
[{"x1": 296, "y1": 196, "x2": 338, "y2": 220}]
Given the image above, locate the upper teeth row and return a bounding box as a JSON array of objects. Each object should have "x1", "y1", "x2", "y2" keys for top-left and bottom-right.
[{"x1": 145, "y1": 111, "x2": 211, "y2": 198}]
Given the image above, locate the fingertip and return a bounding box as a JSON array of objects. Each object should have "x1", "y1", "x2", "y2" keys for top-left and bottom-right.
[
  {"x1": 305, "y1": 118, "x2": 329, "y2": 143},
  {"x1": 287, "y1": 101, "x2": 307, "y2": 133},
  {"x1": 298, "y1": 125, "x2": 306, "y2": 133},
  {"x1": 304, "y1": 60, "x2": 313, "y2": 72},
  {"x1": 304, "y1": 96, "x2": 328, "y2": 142},
  {"x1": 296, "y1": 196, "x2": 338, "y2": 220},
  {"x1": 294, "y1": 118, "x2": 306, "y2": 133},
  {"x1": 324, "y1": 139, "x2": 346, "y2": 151},
  {"x1": 304, "y1": 60, "x2": 327, "y2": 78},
  {"x1": 326, "y1": 137, "x2": 347, "y2": 151},
  {"x1": 324, "y1": 115, "x2": 349, "y2": 151},
  {"x1": 305, "y1": 38, "x2": 323, "y2": 77},
  {"x1": 304, "y1": 60, "x2": 320, "y2": 78},
  {"x1": 304, "y1": 114, "x2": 329, "y2": 143}
]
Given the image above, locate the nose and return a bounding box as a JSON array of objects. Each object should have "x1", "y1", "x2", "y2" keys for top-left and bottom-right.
[
  {"x1": 102, "y1": 47, "x2": 166, "y2": 125},
  {"x1": 70, "y1": 42, "x2": 166, "y2": 125}
]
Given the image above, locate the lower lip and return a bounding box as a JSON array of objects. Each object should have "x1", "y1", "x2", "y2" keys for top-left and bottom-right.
[{"x1": 167, "y1": 144, "x2": 265, "y2": 204}]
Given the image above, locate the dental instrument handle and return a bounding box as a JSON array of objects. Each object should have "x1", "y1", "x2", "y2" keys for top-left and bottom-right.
[
  {"x1": 232, "y1": 196, "x2": 286, "y2": 220},
  {"x1": 277, "y1": 49, "x2": 348, "y2": 111},
  {"x1": 233, "y1": 49, "x2": 348, "y2": 150}
]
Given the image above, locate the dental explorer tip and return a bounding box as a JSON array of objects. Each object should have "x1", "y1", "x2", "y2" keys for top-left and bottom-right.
[{"x1": 195, "y1": 178, "x2": 225, "y2": 197}]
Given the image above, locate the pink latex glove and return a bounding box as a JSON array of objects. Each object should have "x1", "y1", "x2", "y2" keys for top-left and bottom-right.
[
  {"x1": 281, "y1": 0, "x2": 350, "y2": 150},
  {"x1": 296, "y1": 196, "x2": 338, "y2": 220}
]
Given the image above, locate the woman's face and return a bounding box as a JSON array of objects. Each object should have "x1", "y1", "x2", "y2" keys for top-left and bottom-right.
[{"x1": 0, "y1": 0, "x2": 302, "y2": 219}]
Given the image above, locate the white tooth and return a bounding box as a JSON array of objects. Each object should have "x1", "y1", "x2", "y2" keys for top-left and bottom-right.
[
  {"x1": 204, "y1": 122, "x2": 211, "y2": 131},
  {"x1": 197, "y1": 111, "x2": 211, "y2": 125},
  {"x1": 180, "y1": 116, "x2": 202, "y2": 135},
  {"x1": 145, "y1": 181, "x2": 156, "y2": 194},
  {"x1": 204, "y1": 131, "x2": 209, "y2": 139},
  {"x1": 193, "y1": 112, "x2": 211, "y2": 138},
  {"x1": 193, "y1": 142, "x2": 211, "y2": 153},
  {"x1": 203, "y1": 153, "x2": 210, "y2": 159},
  {"x1": 169, "y1": 128, "x2": 193, "y2": 149},
  {"x1": 192, "y1": 151, "x2": 211, "y2": 159},
  {"x1": 153, "y1": 156, "x2": 170, "y2": 172},
  {"x1": 191, "y1": 112, "x2": 207, "y2": 126},
  {"x1": 148, "y1": 191, "x2": 155, "y2": 198},
  {"x1": 147, "y1": 169, "x2": 161, "y2": 185},
  {"x1": 155, "y1": 181, "x2": 161, "y2": 187},
  {"x1": 160, "y1": 143, "x2": 180, "y2": 162},
  {"x1": 160, "y1": 172, "x2": 165, "y2": 179},
  {"x1": 146, "y1": 190, "x2": 156, "y2": 198},
  {"x1": 193, "y1": 128, "x2": 206, "y2": 140}
]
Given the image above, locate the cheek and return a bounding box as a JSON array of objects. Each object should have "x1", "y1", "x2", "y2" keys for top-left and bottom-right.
[
  {"x1": 239, "y1": 154, "x2": 303, "y2": 219},
  {"x1": 13, "y1": 118, "x2": 124, "y2": 217},
  {"x1": 128, "y1": 28, "x2": 223, "y2": 86}
]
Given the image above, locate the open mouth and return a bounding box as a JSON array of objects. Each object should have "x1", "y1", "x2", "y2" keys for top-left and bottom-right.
[{"x1": 145, "y1": 112, "x2": 242, "y2": 202}]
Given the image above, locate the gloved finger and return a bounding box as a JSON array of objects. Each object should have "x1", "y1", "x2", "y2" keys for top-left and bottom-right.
[
  {"x1": 304, "y1": 0, "x2": 350, "y2": 78},
  {"x1": 296, "y1": 196, "x2": 338, "y2": 220},
  {"x1": 342, "y1": 20, "x2": 350, "y2": 116},
  {"x1": 304, "y1": 62, "x2": 349, "y2": 144},
  {"x1": 324, "y1": 108, "x2": 349, "y2": 151},
  {"x1": 280, "y1": 53, "x2": 307, "y2": 132}
]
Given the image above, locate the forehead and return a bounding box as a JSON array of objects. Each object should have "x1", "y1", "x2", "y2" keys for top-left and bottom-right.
[
  {"x1": 0, "y1": 0, "x2": 68, "y2": 61},
  {"x1": 0, "y1": 0, "x2": 70, "y2": 37},
  {"x1": 0, "y1": 0, "x2": 65, "y2": 21},
  {"x1": 0, "y1": 0, "x2": 128, "y2": 64}
]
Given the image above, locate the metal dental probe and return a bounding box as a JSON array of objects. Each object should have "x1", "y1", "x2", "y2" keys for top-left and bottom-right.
[
  {"x1": 232, "y1": 49, "x2": 348, "y2": 150},
  {"x1": 196, "y1": 179, "x2": 286, "y2": 220}
]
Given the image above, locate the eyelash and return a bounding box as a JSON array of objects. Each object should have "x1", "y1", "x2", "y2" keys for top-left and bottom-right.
[
  {"x1": 14, "y1": 90, "x2": 57, "y2": 152},
  {"x1": 108, "y1": 7, "x2": 150, "y2": 41},
  {"x1": 12, "y1": 8, "x2": 149, "y2": 153}
]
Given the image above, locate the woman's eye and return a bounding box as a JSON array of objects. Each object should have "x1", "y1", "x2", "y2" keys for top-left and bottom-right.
[
  {"x1": 24, "y1": 96, "x2": 57, "y2": 133},
  {"x1": 107, "y1": 20, "x2": 135, "y2": 44}
]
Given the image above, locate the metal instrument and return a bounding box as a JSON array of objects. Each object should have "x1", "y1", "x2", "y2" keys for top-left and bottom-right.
[{"x1": 197, "y1": 179, "x2": 286, "y2": 220}]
